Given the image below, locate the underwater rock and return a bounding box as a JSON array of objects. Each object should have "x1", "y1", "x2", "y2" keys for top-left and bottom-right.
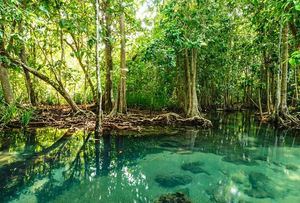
[
  {"x1": 254, "y1": 155, "x2": 268, "y2": 162},
  {"x1": 245, "y1": 172, "x2": 275, "y2": 199},
  {"x1": 222, "y1": 155, "x2": 258, "y2": 166},
  {"x1": 181, "y1": 161, "x2": 209, "y2": 175},
  {"x1": 206, "y1": 180, "x2": 244, "y2": 203},
  {"x1": 231, "y1": 171, "x2": 247, "y2": 184},
  {"x1": 154, "y1": 192, "x2": 191, "y2": 203},
  {"x1": 248, "y1": 172, "x2": 270, "y2": 188},
  {"x1": 285, "y1": 164, "x2": 298, "y2": 171},
  {"x1": 160, "y1": 141, "x2": 180, "y2": 148},
  {"x1": 176, "y1": 150, "x2": 193, "y2": 155},
  {"x1": 155, "y1": 174, "x2": 192, "y2": 188}
]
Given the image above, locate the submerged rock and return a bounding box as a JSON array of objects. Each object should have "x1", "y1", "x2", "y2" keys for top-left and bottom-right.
[
  {"x1": 160, "y1": 141, "x2": 180, "y2": 148},
  {"x1": 231, "y1": 171, "x2": 247, "y2": 184},
  {"x1": 181, "y1": 161, "x2": 209, "y2": 175},
  {"x1": 154, "y1": 192, "x2": 191, "y2": 203},
  {"x1": 285, "y1": 164, "x2": 298, "y2": 171},
  {"x1": 249, "y1": 172, "x2": 270, "y2": 187},
  {"x1": 222, "y1": 155, "x2": 258, "y2": 166},
  {"x1": 254, "y1": 155, "x2": 268, "y2": 162},
  {"x1": 155, "y1": 174, "x2": 192, "y2": 188},
  {"x1": 245, "y1": 172, "x2": 275, "y2": 199},
  {"x1": 206, "y1": 180, "x2": 244, "y2": 203}
]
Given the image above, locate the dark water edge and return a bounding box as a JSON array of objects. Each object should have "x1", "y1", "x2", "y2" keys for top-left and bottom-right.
[{"x1": 0, "y1": 112, "x2": 299, "y2": 203}]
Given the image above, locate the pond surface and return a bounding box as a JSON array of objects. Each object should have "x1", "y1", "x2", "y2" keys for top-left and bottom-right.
[{"x1": 0, "y1": 112, "x2": 300, "y2": 203}]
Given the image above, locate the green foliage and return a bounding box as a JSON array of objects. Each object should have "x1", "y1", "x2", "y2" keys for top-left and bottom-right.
[
  {"x1": 20, "y1": 108, "x2": 35, "y2": 127},
  {"x1": 0, "y1": 104, "x2": 19, "y2": 125},
  {"x1": 0, "y1": 104, "x2": 35, "y2": 127},
  {"x1": 289, "y1": 51, "x2": 300, "y2": 67},
  {"x1": 0, "y1": 0, "x2": 299, "y2": 113}
]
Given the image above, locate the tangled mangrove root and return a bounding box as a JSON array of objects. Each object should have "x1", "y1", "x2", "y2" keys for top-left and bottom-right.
[
  {"x1": 277, "y1": 114, "x2": 300, "y2": 129},
  {"x1": 265, "y1": 112, "x2": 300, "y2": 130},
  {"x1": 4, "y1": 108, "x2": 212, "y2": 132}
]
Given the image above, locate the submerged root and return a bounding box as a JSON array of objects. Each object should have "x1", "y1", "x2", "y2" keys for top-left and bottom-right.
[{"x1": 265, "y1": 112, "x2": 300, "y2": 130}]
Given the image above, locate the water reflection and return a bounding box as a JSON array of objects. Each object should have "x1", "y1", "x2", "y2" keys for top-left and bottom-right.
[{"x1": 0, "y1": 112, "x2": 299, "y2": 202}]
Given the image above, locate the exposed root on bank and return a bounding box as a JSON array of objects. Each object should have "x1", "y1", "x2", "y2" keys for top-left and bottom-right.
[
  {"x1": 4, "y1": 107, "x2": 212, "y2": 132},
  {"x1": 259, "y1": 112, "x2": 300, "y2": 130},
  {"x1": 276, "y1": 113, "x2": 300, "y2": 129},
  {"x1": 105, "y1": 112, "x2": 212, "y2": 130}
]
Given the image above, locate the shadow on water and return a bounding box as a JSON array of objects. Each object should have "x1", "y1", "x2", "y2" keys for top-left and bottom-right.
[{"x1": 0, "y1": 112, "x2": 299, "y2": 202}]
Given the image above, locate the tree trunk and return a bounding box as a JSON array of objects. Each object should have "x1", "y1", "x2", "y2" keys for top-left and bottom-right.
[
  {"x1": 103, "y1": 0, "x2": 114, "y2": 112},
  {"x1": 295, "y1": 66, "x2": 299, "y2": 102},
  {"x1": 0, "y1": 62, "x2": 14, "y2": 105},
  {"x1": 184, "y1": 49, "x2": 191, "y2": 114},
  {"x1": 95, "y1": 0, "x2": 103, "y2": 132},
  {"x1": 9, "y1": 59, "x2": 80, "y2": 112},
  {"x1": 187, "y1": 48, "x2": 200, "y2": 117},
  {"x1": 0, "y1": 28, "x2": 14, "y2": 105},
  {"x1": 111, "y1": 9, "x2": 127, "y2": 116},
  {"x1": 275, "y1": 23, "x2": 283, "y2": 117},
  {"x1": 258, "y1": 89, "x2": 263, "y2": 119},
  {"x1": 266, "y1": 67, "x2": 271, "y2": 114},
  {"x1": 280, "y1": 24, "x2": 289, "y2": 115},
  {"x1": 19, "y1": 0, "x2": 36, "y2": 106},
  {"x1": 19, "y1": 35, "x2": 36, "y2": 106},
  {"x1": 65, "y1": 38, "x2": 96, "y2": 101}
]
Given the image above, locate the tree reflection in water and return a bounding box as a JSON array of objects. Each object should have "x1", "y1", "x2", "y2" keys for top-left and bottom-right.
[{"x1": 0, "y1": 112, "x2": 299, "y2": 202}]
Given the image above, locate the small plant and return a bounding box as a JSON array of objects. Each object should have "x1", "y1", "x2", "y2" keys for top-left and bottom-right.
[
  {"x1": 20, "y1": 108, "x2": 35, "y2": 127},
  {"x1": 0, "y1": 104, "x2": 35, "y2": 127},
  {"x1": 0, "y1": 104, "x2": 19, "y2": 125}
]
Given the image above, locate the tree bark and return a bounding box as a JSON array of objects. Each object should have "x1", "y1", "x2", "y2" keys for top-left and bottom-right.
[
  {"x1": 280, "y1": 24, "x2": 289, "y2": 115},
  {"x1": 275, "y1": 22, "x2": 283, "y2": 117},
  {"x1": 0, "y1": 27, "x2": 14, "y2": 105},
  {"x1": 111, "y1": 9, "x2": 127, "y2": 115},
  {"x1": 103, "y1": 0, "x2": 114, "y2": 112},
  {"x1": 0, "y1": 62, "x2": 14, "y2": 105},
  {"x1": 186, "y1": 48, "x2": 200, "y2": 117}
]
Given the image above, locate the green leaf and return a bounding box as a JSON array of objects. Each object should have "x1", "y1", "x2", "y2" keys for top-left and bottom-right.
[
  {"x1": 289, "y1": 58, "x2": 296, "y2": 66},
  {"x1": 39, "y1": 5, "x2": 50, "y2": 17}
]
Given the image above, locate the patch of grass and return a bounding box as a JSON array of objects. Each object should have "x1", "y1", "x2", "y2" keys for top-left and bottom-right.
[{"x1": 20, "y1": 108, "x2": 35, "y2": 127}]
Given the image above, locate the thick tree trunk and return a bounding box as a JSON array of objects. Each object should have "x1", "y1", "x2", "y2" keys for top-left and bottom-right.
[
  {"x1": 112, "y1": 10, "x2": 127, "y2": 115},
  {"x1": 280, "y1": 24, "x2": 289, "y2": 115},
  {"x1": 184, "y1": 49, "x2": 191, "y2": 114},
  {"x1": 185, "y1": 48, "x2": 200, "y2": 117},
  {"x1": 103, "y1": 0, "x2": 114, "y2": 112},
  {"x1": 0, "y1": 29, "x2": 14, "y2": 105},
  {"x1": 0, "y1": 62, "x2": 14, "y2": 105}
]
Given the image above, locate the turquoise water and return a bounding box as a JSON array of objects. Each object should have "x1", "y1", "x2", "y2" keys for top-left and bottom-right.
[{"x1": 0, "y1": 112, "x2": 299, "y2": 203}]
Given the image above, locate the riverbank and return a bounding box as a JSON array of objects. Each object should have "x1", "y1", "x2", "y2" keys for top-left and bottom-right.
[{"x1": 3, "y1": 105, "x2": 212, "y2": 132}]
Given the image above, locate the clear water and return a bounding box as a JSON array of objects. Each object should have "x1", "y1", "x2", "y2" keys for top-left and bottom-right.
[{"x1": 0, "y1": 112, "x2": 299, "y2": 203}]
